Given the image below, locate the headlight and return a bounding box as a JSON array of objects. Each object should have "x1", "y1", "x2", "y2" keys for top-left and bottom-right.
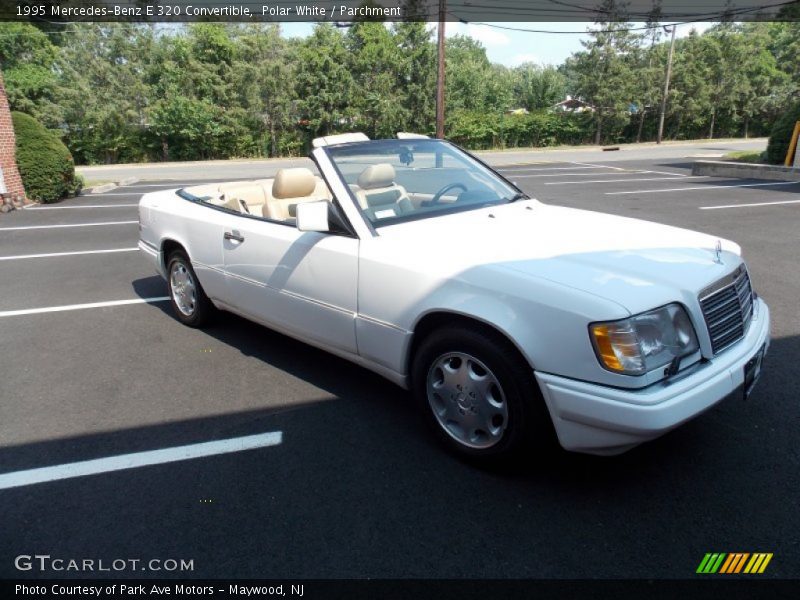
[{"x1": 590, "y1": 304, "x2": 699, "y2": 375}]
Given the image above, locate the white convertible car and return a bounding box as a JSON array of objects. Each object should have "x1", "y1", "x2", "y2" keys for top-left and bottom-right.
[{"x1": 138, "y1": 134, "x2": 770, "y2": 459}]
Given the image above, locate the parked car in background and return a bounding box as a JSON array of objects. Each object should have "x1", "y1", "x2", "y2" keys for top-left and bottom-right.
[{"x1": 138, "y1": 134, "x2": 769, "y2": 462}]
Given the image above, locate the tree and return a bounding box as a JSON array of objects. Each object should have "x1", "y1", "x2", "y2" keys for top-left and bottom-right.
[
  {"x1": 513, "y1": 63, "x2": 567, "y2": 111},
  {"x1": 347, "y1": 20, "x2": 404, "y2": 138},
  {"x1": 57, "y1": 24, "x2": 154, "y2": 163},
  {"x1": 568, "y1": 1, "x2": 642, "y2": 144},
  {"x1": 667, "y1": 30, "x2": 712, "y2": 139},
  {"x1": 232, "y1": 24, "x2": 296, "y2": 157},
  {"x1": 630, "y1": 17, "x2": 663, "y2": 143},
  {"x1": 0, "y1": 23, "x2": 62, "y2": 128},
  {"x1": 294, "y1": 24, "x2": 354, "y2": 139},
  {"x1": 393, "y1": 19, "x2": 435, "y2": 134}
]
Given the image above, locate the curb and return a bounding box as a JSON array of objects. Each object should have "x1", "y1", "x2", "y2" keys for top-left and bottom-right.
[
  {"x1": 89, "y1": 182, "x2": 118, "y2": 194},
  {"x1": 692, "y1": 161, "x2": 800, "y2": 182},
  {"x1": 86, "y1": 176, "x2": 140, "y2": 195}
]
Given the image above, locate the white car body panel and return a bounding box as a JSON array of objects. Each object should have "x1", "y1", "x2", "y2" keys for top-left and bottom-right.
[
  {"x1": 221, "y1": 217, "x2": 359, "y2": 353},
  {"x1": 138, "y1": 140, "x2": 770, "y2": 455}
]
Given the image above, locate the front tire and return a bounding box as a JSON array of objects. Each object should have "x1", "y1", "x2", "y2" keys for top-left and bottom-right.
[
  {"x1": 412, "y1": 325, "x2": 555, "y2": 463},
  {"x1": 166, "y1": 250, "x2": 215, "y2": 328}
]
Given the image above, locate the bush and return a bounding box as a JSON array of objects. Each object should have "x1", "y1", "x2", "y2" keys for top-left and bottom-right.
[
  {"x1": 765, "y1": 101, "x2": 800, "y2": 165},
  {"x1": 12, "y1": 111, "x2": 80, "y2": 203},
  {"x1": 446, "y1": 109, "x2": 594, "y2": 150}
]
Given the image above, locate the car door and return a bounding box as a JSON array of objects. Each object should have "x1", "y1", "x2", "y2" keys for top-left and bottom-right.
[
  {"x1": 181, "y1": 204, "x2": 241, "y2": 302},
  {"x1": 221, "y1": 216, "x2": 359, "y2": 354}
]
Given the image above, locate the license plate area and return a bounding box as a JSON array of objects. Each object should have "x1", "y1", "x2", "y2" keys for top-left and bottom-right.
[{"x1": 743, "y1": 343, "x2": 766, "y2": 399}]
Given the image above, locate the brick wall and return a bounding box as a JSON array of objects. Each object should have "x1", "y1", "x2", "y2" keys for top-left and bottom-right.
[{"x1": 0, "y1": 70, "x2": 25, "y2": 199}]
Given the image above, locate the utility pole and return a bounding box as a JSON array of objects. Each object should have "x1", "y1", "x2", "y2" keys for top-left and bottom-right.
[
  {"x1": 657, "y1": 23, "x2": 677, "y2": 144},
  {"x1": 435, "y1": 0, "x2": 446, "y2": 139}
]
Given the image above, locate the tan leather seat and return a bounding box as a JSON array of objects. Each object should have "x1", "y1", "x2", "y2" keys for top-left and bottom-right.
[
  {"x1": 352, "y1": 163, "x2": 409, "y2": 210},
  {"x1": 218, "y1": 182, "x2": 268, "y2": 216},
  {"x1": 350, "y1": 164, "x2": 414, "y2": 221},
  {"x1": 263, "y1": 168, "x2": 331, "y2": 221}
]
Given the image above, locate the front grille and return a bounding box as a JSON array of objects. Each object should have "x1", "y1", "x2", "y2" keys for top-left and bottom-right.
[{"x1": 700, "y1": 266, "x2": 754, "y2": 355}]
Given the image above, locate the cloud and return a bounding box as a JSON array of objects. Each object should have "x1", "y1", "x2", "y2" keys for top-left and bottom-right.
[
  {"x1": 429, "y1": 21, "x2": 509, "y2": 47},
  {"x1": 510, "y1": 53, "x2": 540, "y2": 66},
  {"x1": 466, "y1": 24, "x2": 510, "y2": 47},
  {"x1": 680, "y1": 21, "x2": 716, "y2": 36}
]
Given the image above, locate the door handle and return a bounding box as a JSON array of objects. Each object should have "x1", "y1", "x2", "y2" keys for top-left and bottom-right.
[{"x1": 224, "y1": 231, "x2": 245, "y2": 243}]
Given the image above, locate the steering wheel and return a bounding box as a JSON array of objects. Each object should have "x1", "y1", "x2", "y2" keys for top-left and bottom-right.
[{"x1": 430, "y1": 182, "x2": 468, "y2": 205}]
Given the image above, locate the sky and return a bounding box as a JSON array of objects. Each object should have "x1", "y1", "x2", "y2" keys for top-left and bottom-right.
[{"x1": 280, "y1": 21, "x2": 717, "y2": 67}]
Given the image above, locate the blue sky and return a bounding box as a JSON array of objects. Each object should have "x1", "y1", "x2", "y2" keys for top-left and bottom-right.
[{"x1": 281, "y1": 21, "x2": 716, "y2": 67}]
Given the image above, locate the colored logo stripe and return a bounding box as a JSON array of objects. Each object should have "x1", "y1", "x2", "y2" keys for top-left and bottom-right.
[
  {"x1": 697, "y1": 553, "x2": 726, "y2": 573},
  {"x1": 744, "y1": 553, "x2": 773, "y2": 574},
  {"x1": 697, "y1": 552, "x2": 773, "y2": 574},
  {"x1": 719, "y1": 553, "x2": 749, "y2": 573}
]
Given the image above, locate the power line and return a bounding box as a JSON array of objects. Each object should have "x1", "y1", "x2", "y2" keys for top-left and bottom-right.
[{"x1": 454, "y1": 2, "x2": 796, "y2": 34}]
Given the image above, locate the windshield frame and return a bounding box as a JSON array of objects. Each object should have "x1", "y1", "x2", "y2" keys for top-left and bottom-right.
[{"x1": 321, "y1": 139, "x2": 528, "y2": 230}]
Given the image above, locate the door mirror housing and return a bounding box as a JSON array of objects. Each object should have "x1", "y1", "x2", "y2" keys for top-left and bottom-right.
[{"x1": 296, "y1": 201, "x2": 331, "y2": 232}]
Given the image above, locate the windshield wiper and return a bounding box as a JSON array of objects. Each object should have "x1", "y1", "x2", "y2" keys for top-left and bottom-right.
[{"x1": 506, "y1": 192, "x2": 530, "y2": 203}]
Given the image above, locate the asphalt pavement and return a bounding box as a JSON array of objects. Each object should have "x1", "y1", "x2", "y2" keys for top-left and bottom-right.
[
  {"x1": 76, "y1": 138, "x2": 768, "y2": 183},
  {"x1": 1, "y1": 149, "x2": 798, "y2": 581}
]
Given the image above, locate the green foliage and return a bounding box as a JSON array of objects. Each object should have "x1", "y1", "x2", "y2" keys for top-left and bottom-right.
[
  {"x1": 0, "y1": 22, "x2": 62, "y2": 127},
  {"x1": 12, "y1": 112, "x2": 80, "y2": 203},
  {"x1": 765, "y1": 102, "x2": 800, "y2": 165},
  {"x1": 447, "y1": 110, "x2": 591, "y2": 150},
  {"x1": 294, "y1": 24, "x2": 354, "y2": 140},
  {"x1": 722, "y1": 151, "x2": 764, "y2": 164},
  {"x1": 347, "y1": 21, "x2": 405, "y2": 139},
  {"x1": 0, "y1": 18, "x2": 797, "y2": 164},
  {"x1": 514, "y1": 64, "x2": 567, "y2": 111},
  {"x1": 566, "y1": 2, "x2": 643, "y2": 144}
]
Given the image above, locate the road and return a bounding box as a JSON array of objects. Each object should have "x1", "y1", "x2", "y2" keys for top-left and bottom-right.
[
  {"x1": 1, "y1": 151, "x2": 797, "y2": 581},
  {"x1": 76, "y1": 138, "x2": 768, "y2": 183}
]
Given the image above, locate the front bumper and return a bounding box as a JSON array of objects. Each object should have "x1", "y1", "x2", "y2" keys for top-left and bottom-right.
[{"x1": 536, "y1": 298, "x2": 770, "y2": 456}]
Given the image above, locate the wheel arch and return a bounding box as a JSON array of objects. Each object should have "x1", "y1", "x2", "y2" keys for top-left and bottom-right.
[
  {"x1": 407, "y1": 310, "x2": 536, "y2": 381},
  {"x1": 160, "y1": 238, "x2": 189, "y2": 272}
]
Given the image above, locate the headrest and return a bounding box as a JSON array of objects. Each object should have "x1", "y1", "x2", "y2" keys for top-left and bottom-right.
[
  {"x1": 358, "y1": 163, "x2": 396, "y2": 190},
  {"x1": 272, "y1": 168, "x2": 317, "y2": 199}
]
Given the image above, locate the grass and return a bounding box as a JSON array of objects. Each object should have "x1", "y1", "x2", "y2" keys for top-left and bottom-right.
[{"x1": 722, "y1": 151, "x2": 765, "y2": 164}]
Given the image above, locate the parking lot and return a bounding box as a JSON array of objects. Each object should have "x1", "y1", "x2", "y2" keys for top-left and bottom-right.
[{"x1": 1, "y1": 155, "x2": 798, "y2": 579}]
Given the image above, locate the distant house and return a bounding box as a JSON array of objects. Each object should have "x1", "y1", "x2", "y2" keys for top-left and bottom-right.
[{"x1": 551, "y1": 96, "x2": 594, "y2": 113}]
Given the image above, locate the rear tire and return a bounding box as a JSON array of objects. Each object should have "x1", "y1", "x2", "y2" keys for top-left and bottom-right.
[
  {"x1": 166, "y1": 250, "x2": 215, "y2": 328},
  {"x1": 411, "y1": 325, "x2": 556, "y2": 463}
]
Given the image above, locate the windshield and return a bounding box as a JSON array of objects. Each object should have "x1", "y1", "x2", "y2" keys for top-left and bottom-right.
[{"x1": 325, "y1": 139, "x2": 522, "y2": 227}]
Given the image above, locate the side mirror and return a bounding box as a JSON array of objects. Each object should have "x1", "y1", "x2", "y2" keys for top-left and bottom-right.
[{"x1": 295, "y1": 200, "x2": 331, "y2": 232}]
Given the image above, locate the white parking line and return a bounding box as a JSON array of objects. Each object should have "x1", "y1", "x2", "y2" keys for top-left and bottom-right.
[
  {"x1": 24, "y1": 204, "x2": 138, "y2": 210},
  {"x1": 0, "y1": 248, "x2": 138, "y2": 261},
  {"x1": 0, "y1": 431, "x2": 283, "y2": 490},
  {"x1": 499, "y1": 165, "x2": 612, "y2": 172},
  {"x1": 0, "y1": 221, "x2": 138, "y2": 231},
  {"x1": 508, "y1": 171, "x2": 644, "y2": 179},
  {"x1": 570, "y1": 161, "x2": 627, "y2": 171},
  {"x1": 118, "y1": 183, "x2": 192, "y2": 188},
  {"x1": 645, "y1": 170, "x2": 690, "y2": 177},
  {"x1": 545, "y1": 176, "x2": 706, "y2": 186},
  {"x1": 700, "y1": 199, "x2": 800, "y2": 210},
  {"x1": 0, "y1": 297, "x2": 169, "y2": 318},
  {"x1": 82, "y1": 192, "x2": 152, "y2": 196},
  {"x1": 605, "y1": 181, "x2": 800, "y2": 195}
]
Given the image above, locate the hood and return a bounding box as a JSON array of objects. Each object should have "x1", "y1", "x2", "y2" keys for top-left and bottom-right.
[{"x1": 375, "y1": 200, "x2": 742, "y2": 315}]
